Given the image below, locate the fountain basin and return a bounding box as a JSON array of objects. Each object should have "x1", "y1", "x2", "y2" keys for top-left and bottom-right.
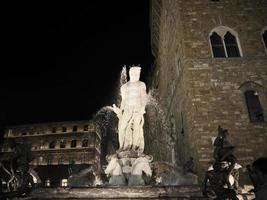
[{"x1": 30, "y1": 185, "x2": 205, "y2": 199}]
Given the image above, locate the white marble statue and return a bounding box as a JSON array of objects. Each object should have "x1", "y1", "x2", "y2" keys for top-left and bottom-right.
[{"x1": 113, "y1": 66, "x2": 147, "y2": 153}]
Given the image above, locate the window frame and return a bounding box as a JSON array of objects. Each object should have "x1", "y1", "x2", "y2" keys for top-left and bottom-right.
[
  {"x1": 71, "y1": 139, "x2": 77, "y2": 148},
  {"x1": 210, "y1": 32, "x2": 226, "y2": 57},
  {"x1": 73, "y1": 125, "x2": 78, "y2": 132},
  {"x1": 262, "y1": 27, "x2": 267, "y2": 54},
  {"x1": 82, "y1": 139, "x2": 89, "y2": 147},
  {"x1": 244, "y1": 90, "x2": 265, "y2": 123},
  {"x1": 49, "y1": 141, "x2": 56, "y2": 149},
  {"x1": 60, "y1": 139, "x2": 66, "y2": 148},
  {"x1": 209, "y1": 26, "x2": 243, "y2": 58}
]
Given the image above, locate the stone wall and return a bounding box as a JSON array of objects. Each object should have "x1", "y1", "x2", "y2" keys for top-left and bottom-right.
[{"x1": 149, "y1": 0, "x2": 267, "y2": 178}]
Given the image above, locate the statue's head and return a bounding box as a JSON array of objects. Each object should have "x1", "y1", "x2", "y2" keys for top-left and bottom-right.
[{"x1": 129, "y1": 66, "x2": 141, "y2": 82}]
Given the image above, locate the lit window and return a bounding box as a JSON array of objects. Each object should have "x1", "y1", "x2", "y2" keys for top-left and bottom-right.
[
  {"x1": 210, "y1": 26, "x2": 242, "y2": 58},
  {"x1": 45, "y1": 179, "x2": 51, "y2": 187},
  {"x1": 71, "y1": 140, "x2": 77, "y2": 148},
  {"x1": 61, "y1": 179, "x2": 68, "y2": 187},
  {"x1": 245, "y1": 90, "x2": 264, "y2": 122}
]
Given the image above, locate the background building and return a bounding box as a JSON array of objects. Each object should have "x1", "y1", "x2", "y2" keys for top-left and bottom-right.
[
  {"x1": 148, "y1": 0, "x2": 267, "y2": 179},
  {"x1": 0, "y1": 120, "x2": 101, "y2": 187}
]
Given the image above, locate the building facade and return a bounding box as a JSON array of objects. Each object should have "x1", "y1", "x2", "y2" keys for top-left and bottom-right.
[
  {"x1": 149, "y1": 0, "x2": 267, "y2": 178},
  {"x1": 0, "y1": 120, "x2": 101, "y2": 187}
]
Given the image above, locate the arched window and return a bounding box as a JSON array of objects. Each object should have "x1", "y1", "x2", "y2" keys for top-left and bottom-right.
[
  {"x1": 224, "y1": 31, "x2": 240, "y2": 57},
  {"x1": 71, "y1": 140, "x2": 77, "y2": 148},
  {"x1": 209, "y1": 26, "x2": 242, "y2": 58},
  {"x1": 245, "y1": 90, "x2": 264, "y2": 122},
  {"x1": 49, "y1": 141, "x2": 56, "y2": 149},
  {"x1": 210, "y1": 32, "x2": 226, "y2": 57},
  {"x1": 262, "y1": 29, "x2": 267, "y2": 50}
]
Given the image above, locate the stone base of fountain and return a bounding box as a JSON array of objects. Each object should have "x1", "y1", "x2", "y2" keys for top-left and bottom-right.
[
  {"x1": 29, "y1": 185, "x2": 206, "y2": 199},
  {"x1": 105, "y1": 150, "x2": 153, "y2": 186}
]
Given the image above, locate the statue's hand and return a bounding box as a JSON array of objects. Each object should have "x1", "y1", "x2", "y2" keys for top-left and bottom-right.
[{"x1": 112, "y1": 104, "x2": 122, "y2": 118}]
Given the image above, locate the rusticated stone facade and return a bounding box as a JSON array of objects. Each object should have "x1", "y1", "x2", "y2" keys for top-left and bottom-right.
[
  {"x1": 0, "y1": 120, "x2": 101, "y2": 186},
  {"x1": 149, "y1": 0, "x2": 267, "y2": 178}
]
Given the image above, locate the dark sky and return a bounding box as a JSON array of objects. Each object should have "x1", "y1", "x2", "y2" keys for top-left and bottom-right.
[{"x1": 0, "y1": 1, "x2": 152, "y2": 127}]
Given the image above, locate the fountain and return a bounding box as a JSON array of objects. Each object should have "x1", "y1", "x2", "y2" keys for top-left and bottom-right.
[
  {"x1": 104, "y1": 66, "x2": 153, "y2": 186},
  {"x1": 10, "y1": 66, "x2": 203, "y2": 199}
]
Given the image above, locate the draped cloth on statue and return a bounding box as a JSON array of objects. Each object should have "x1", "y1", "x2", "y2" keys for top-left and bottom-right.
[{"x1": 118, "y1": 105, "x2": 145, "y2": 153}]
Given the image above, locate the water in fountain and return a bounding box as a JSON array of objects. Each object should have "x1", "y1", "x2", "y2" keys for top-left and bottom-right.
[
  {"x1": 92, "y1": 66, "x2": 173, "y2": 170},
  {"x1": 93, "y1": 106, "x2": 119, "y2": 159},
  {"x1": 92, "y1": 65, "x2": 130, "y2": 157},
  {"x1": 144, "y1": 89, "x2": 172, "y2": 162},
  {"x1": 120, "y1": 65, "x2": 127, "y2": 86},
  {"x1": 145, "y1": 89, "x2": 198, "y2": 185}
]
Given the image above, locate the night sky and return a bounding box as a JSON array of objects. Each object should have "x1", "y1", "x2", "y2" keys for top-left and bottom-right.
[{"x1": 0, "y1": 1, "x2": 152, "y2": 128}]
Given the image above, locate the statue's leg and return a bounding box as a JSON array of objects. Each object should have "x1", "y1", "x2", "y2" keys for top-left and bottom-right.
[
  {"x1": 118, "y1": 110, "x2": 133, "y2": 150},
  {"x1": 118, "y1": 122, "x2": 124, "y2": 150},
  {"x1": 132, "y1": 115, "x2": 144, "y2": 152}
]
